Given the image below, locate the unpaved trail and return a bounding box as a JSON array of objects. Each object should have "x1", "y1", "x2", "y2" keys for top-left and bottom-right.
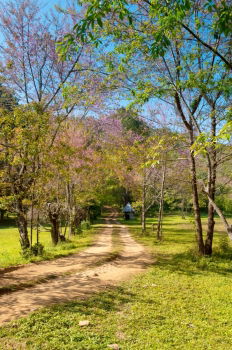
[
  {"x1": 0, "y1": 217, "x2": 152, "y2": 324},
  {"x1": 0, "y1": 222, "x2": 113, "y2": 290}
]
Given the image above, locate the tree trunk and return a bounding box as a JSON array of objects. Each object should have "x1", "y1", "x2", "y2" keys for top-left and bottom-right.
[
  {"x1": 205, "y1": 112, "x2": 217, "y2": 255},
  {"x1": 181, "y1": 199, "x2": 186, "y2": 219},
  {"x1": 203, "y1": 190, "x2": 232, "y2": 240},
  {"x1": 141, "y1": 174, "x2": 146, "y2": 232},
  {"x1": 205, "y1": 202, "x2": 215, "y2": 255},
  {"x1": 17, "y1": 214, "x2": 30, "y2": 249},
  {"x1": 16, "y1": 199, "x2": 30, "y2": 250},
  {"x1": 0, "y1": 209, "x2": 5, "y2": 222},
  {"x1": 50, "y1": 217, "x2": 60, "y2": 245},
  {"x1": 48, "y1": 204, "x2": 60, "y2": 246},
  {"x1": 141, "y1": 207, "x2": 146, "y2": 232},
  {"x1": 189, "y1": 133, "x2": 205, "y2": 255},
  {"x1": 36, "y1": 212, "x2": 40, "y2": 244},
  {"x1": 30, "y1": 202, "x2": 34, "y2": 248},
  {"x1": 157, "y1": 161, "x2": 166, "y2": 240},
  {"x1": 174, "y1": 92, "x2": 204, "y2": 254},
  {"x1": 68, "y1": 206, "x2": 76, "y2": 236},
  {"x1": 66, "y1": 182, "x2": 76, "y2": 236}
]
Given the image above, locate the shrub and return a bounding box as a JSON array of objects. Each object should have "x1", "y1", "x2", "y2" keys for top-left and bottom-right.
[
  {"x1": 21, "y1": 243, "x2": 44, "y2": 258},
  {"x1": 31, "y1": 242, "x2": 44, "y2": 256},
  {"x1": 21, "y1": 247, "x2": 33, "y2": 259},
  {"x1": 76, "y1": 225, "x2": 83, "y2": 234},
  {"x1": 219, "y1": 235, "x2": 230, "y2": 253},
  {"x1": 81, "y1": 220, "x2": 91, "y2": 230}
]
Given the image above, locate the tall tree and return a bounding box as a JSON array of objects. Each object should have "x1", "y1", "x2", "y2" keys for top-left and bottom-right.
[
  {"x1": 0, "y1": 103, "x2": 51, "y2": 249},
  {"x1": 62, "y1": 0, "x2": 231, "y2": 255}
]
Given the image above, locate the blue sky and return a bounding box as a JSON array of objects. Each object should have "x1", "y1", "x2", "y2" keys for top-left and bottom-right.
[
  {"x1": 42, "y1": 0, "x2": 66, "y2": 12},
  {"x1": 0, "y1": 0, "x2": 68, "y2": 44}
]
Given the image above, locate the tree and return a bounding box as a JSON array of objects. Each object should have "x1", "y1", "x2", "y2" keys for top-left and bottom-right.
[
  {"x1": 0, "y1": 84, "x2": 17, "y2": 222},
  {"x1": 0, "y1": 0, "x2": 101, "y2": 119},
  {"x1": 0, "y1": 103, "x2": 51, "y2": 250},
  {"x1": 62, "y1": 0, "x2": 232, "y2": 69},
  {"x1": 62, "y1": 0, "x2": 231, "y2": 255}
]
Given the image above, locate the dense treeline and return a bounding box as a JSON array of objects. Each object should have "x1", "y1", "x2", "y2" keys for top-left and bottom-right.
[{"x1": 0, "y1": 0, "x2": 231, "y2": 257}]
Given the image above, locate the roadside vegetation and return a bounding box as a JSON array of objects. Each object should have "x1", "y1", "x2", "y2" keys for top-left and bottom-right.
[
  {"x1": 1, "y1": 214, "x2": 232, "y2": 350},
  {"x1": 0, "y1": 217, "x2": 98, "y2": 268},
  {"x1": 0, "y1": 0, "x2": 231, "y2": 261}
]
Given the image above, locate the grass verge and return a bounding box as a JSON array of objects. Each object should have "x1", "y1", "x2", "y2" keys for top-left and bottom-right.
[
  {"x1": 0, "y1": 219, "x2": 99, "y2": 268},
  {"x1": 1, "y1": 215, "x2": 232, "y2": 349}
]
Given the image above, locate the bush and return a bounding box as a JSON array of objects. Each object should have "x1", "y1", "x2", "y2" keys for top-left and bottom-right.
[
  {"x1": 81, "y1": 220, "x2": 91, "y2": 230},
  {"x1": 21, "y1": 247, "x2": 33, "y2": 259},
  {"x1": 31, "y1": 242, "x2": 44, "y2": 256},
  {"x1": 21, "y1": 243, "x2": 44, "y2": 258},
  {"x1": 219, "y1": 235, "x2": 230, "y2": 253},
  {"x1": 76, "y1": 225, "x2": 83, "y2": 234}
]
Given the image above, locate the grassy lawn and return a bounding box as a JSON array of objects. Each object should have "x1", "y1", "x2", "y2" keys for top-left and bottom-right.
[
  {"x1": 1, "y1": 214, "x2": 232, "y2": 349},
  {"x1": 0, "y1": 218, "x2": 102, "y2": 268}
]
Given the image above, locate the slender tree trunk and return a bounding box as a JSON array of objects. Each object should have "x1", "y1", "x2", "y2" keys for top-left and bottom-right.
[
  {"x1": 66, "y1": 182, "x2": 76, "y2": 236},
  {"x1": 157, "y1": 160, "x2": 166, "y2": 240},
  {"x1": 189, "y1": 127, "x2": 205, "y2": 255},
  {"x1": 64, "y1": 219, "x2": 68, "y2": 237},
  {"x1": 16, "y1": 198, "x2": 30, "y2": 250},
  {"x1": 141, "y1": 174, "x2": 146, "y2": 232},
  {"x1": 0, "y1": 209, "x2": 5, "y2": 222},
  {"x1": 30, "y1": 202, "x2": 34, "y2": 248},
  {"x1": 203, "y1": 190, "x2": 232, "y2": 240},
  {"x1": 174, "y1": 92, "x2": 204, "y2": 254},
  {"x1": 205, "y1": 203, "x2": 215, "y2": 255},
  {"x1": 48, "y1": 204, "x2": 60, "y2": 246},
  {"x1": 181, "y1": 199, "x2": 186, "y2": 219},
  {"x1": 36, "y1": 212, "x2": 40, "y2": 244},
  {"x1": 205, "y1": 156, "x2": 216, "y2": 255},
  {"x1": 190, "y1": 150, "x2": 205, "y2": 254},
  {"x1": 141, "y1": 208, "x2": 146, "y2": 232},
  {"x1": 205, "y1": 112, "x2": 217, "y2": 255},
  {"x1": 69, "y1": 206, "x2": 76, "y2": 236},
  {"x1": 50, "y1": 217, "x2": 60, "y2": 246}
]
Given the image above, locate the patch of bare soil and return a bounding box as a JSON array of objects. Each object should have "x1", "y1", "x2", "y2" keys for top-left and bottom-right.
[{"x1": 0, "y1": 218, "x2": 152, "y2": 324}]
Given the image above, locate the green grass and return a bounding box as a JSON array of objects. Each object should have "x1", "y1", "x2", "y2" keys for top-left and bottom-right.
[
  {"x1": 0, "y1": 219, "x2": 99, "y2": 268},
  {"x1": 1, "y1": 214, "x2": 232, "y2": 349}
]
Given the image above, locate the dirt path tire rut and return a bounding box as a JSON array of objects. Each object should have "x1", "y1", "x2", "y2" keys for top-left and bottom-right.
[{"x1": 0, "y1": 218, "x2": 152, "y2": 324}]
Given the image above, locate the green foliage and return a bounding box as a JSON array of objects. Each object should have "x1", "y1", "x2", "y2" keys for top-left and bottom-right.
[
  {"x1": 81, "y1": 220, "x2": 91, "y2": 230},
  {"x1": 0, "y1": 103, "x2": 51, "y2": 213},
  {"x1": 218, "y1": 235, "x2": 230, "y2": 254},
  {"x1": 31, "y1": 242, "x2": 44, "y2": 256},
  {"x1": 20, "y1": 243, "x2": 44, "y2": 259},
  {"x1": 76, "y1": 225, "x2": 83, "y2": 234},
  {"x1": 20, "y1": 247, "x2": 33, "y2": 259},
  {"x1": 0, "y1": 221, "x2": 96, "y2": 268},
  {"x1": 0, "y1": 84, "x2": 17, "y2": 110},
  {"x1": 216, "y1": 194, "x2": 232, "y2": 214},
  {"x1": 111, "y1": 107, "x2": 150, "y2": 136},
  {"x1": 61, "y1": 0, "x2": 231, "y2": 70}
]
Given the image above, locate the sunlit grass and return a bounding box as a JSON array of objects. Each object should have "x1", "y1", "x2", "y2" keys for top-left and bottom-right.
[
  {"x1": 120, "y1": 213, "x2": 230, "y2": 253},
  {"x1": 0, "y1": 219, "x2": 98, "y2": 268},
  {"x1": 1, "y1": 214, "x2": 232, "y2": 349}
]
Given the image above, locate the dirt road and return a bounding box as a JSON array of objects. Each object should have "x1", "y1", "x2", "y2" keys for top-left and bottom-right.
[{"x1": 0, "y1": 217, "x2": 151, "y2": 324}]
